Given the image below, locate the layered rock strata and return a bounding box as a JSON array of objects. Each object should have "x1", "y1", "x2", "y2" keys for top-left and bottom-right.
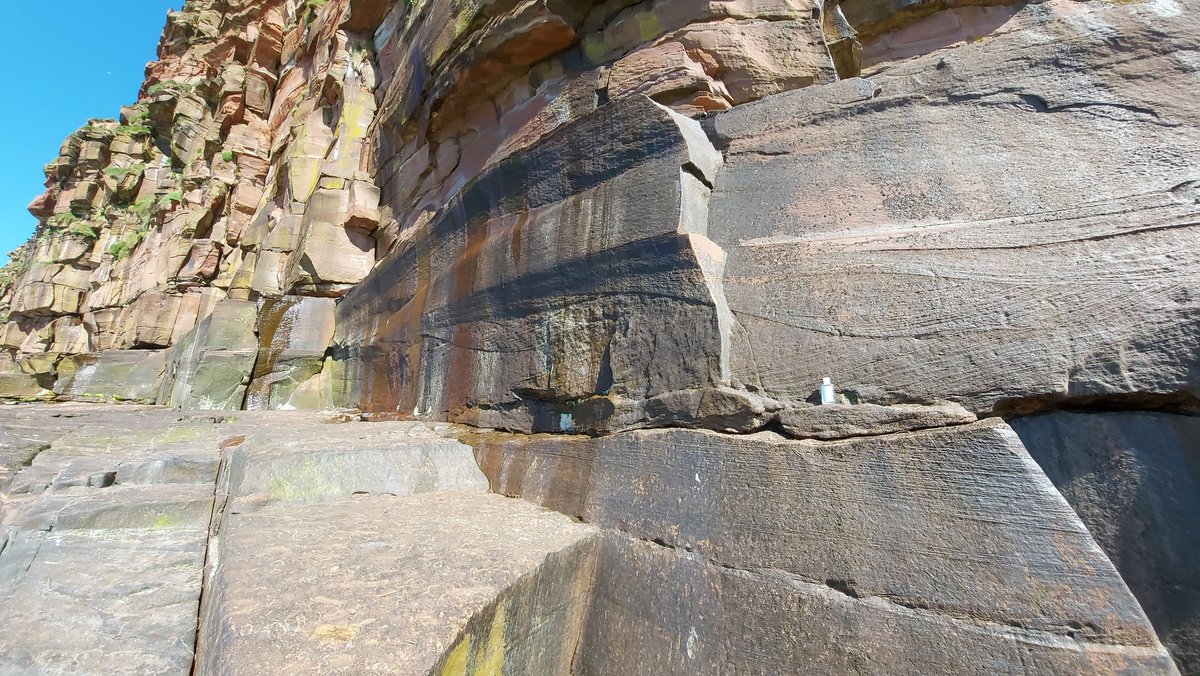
[
  {"x1": 1013, "y1": 412, "x2": 1200, "y2": 673},
  {"x1": 474, "y1": 418, "x2": 1177, "y2": 672},
  {"x1": 0, "y1": 0, "x2": 1197, "y2": 671}
]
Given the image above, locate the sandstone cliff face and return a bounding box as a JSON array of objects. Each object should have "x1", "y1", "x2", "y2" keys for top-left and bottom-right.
[{"x1": 0, "y1": 0, "x2": 1198, "y2": 671}]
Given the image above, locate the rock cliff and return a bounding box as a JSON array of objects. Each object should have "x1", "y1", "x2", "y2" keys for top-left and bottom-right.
[{"x1": 1, "y1": 0, "x2": 1197, "y2": 672}]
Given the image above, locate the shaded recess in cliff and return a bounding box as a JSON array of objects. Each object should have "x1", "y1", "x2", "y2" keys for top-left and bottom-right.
[{"x1": 334, "y1": 94, "x2": 730, "y2": 432}]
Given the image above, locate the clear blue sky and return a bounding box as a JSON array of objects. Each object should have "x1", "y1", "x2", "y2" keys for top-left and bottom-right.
[{"x1": 0, "y1": 2, "x2": 183, "y2": 261}]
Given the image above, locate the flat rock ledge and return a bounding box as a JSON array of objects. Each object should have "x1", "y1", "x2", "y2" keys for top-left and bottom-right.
[
  {"x1": 0, "y1": 404, "x2": 599, "y2": 675},
  {"x1": 776, "y1": 401, "x2": 976, "y2": 440}
]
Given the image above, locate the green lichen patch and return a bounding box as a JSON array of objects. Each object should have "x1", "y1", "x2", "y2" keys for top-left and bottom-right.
[
  {"x1": 103, "y1": 163, "x2": 147, "y2": 179},
  {"x1": 114, "y1": 124, "x2": 153, "y2": 137},
  {"x1": 65, "y1": 221, "x2": 98, "y2": 239},
  {"x1": 145, "y1": 79, "x2": 195, "y2": 97}
]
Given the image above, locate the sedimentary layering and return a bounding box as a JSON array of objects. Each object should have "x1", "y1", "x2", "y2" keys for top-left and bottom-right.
[
  {"x1": 1, "y1": 0, "x2": 1198, "y2": 671},
  {"x1": 474, "y1": 419, "x2": 1179, "y2": 672}
]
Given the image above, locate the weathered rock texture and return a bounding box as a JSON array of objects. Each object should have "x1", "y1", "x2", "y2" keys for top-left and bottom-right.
[
  {"x1": 1, "y1": 0, "x2": 1198, "y2": 670},
  {"x1": 704, "y1": 21, "x2": 1200, "y2": 415},
  {"x1": 3, "y1": 0, "x2": 1196, "y2": 418},
  {"x1": 1, "y1": 404, "x2": 1183, "y2": 674},
  {"x1": 0, "y1": 404, "x2": 598, "y2": 675},
  {"x1": 474, "y1": 419, "x2": 1177, "y2": 672},
  {"x1": 1012, "y1": 411, "x2": 1200, "y2": 674}
]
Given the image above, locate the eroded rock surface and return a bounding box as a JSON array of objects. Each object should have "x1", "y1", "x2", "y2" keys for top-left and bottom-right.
[
  {"x1": 199, "y1": 493, "x2": 597, "y2": 675},
  {"x1": 474, "y1": 419, "x2": 1178, "y2": 672},
  {"x1": 0, "y1": 0, "x2": 1196, "y2": 670},
  {"x1": 704, "y1": 4, "x2": 1200, "y2": 413},
  {"x1": 0, "y1": 405, "x2": 222, "y2": 674}
]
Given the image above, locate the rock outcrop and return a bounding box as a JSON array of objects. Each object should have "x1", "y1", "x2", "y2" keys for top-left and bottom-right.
[
  {"x1": 0, "y1": 404, "x2": 599, "y2": 674},
  {"x1": 1, "y1": 0, "x2": 1198, "y2": 671}
]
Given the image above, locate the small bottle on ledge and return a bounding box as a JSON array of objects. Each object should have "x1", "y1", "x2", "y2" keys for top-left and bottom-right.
[{"x1": 820, "y1": 377, "x2": 836, "y2": 405}]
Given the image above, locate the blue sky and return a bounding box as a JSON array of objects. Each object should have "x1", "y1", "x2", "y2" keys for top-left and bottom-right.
[{"x1": 0, "y1": 2, "x2": 183, "y2": 261}]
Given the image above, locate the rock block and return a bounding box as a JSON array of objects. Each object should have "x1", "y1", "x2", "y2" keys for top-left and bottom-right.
[
  {"x1": 222, "y1": 422, "x2": 488, "y2": 509},
  {"x1": 196, "y1": 494, "x2": 598, "y2": 674},
  {"x1": 0, "y1": 525, "x2": 209, "y2": 674},
  {"x1": 473, "y1": 419, "x2": 1176, "y2": 671},
  {"x1": 702, "y1": 1, "x2": 1200, "y2": 413},
  {"x1": 55, "y1": 349, "x2": 167, "y2": 404},
  {"x1": 335, "y1": 95, "x2": 729, "y2": 431},
  {"x1": 159, "y1": 299, "x2": 258, "y2": 410},
  {"x1": 0, "y1": 477, "x2": 213, "y2": 675},
  {"x1": 0, "y1": 373, "x2": 53, "y2": 401},
  {"x1": 29, "y1": 412, "x2": 594, "y2": 675},
  {"x1": 245, "y1": 296, "x2": 336, "y2": 410},
  {"x1": 0, "y1": 404, "x2": 240, "y2": 675},
  {"x1": 291, "y1": 217, "x2": 374, "y2": 289},
  {"x1": 777, "y1": 401, "x2": 976, "y2": 439}
]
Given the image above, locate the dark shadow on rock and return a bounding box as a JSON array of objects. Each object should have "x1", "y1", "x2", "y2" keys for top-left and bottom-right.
[{"x1": 1012, "y1": 410, "x2": 1200, "y2": 674}]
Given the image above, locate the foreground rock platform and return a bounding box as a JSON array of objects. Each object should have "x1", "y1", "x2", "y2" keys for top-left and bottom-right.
[
  {"x1": 198, "y1": 493, "x2": 598, "y2": 675},
  {"x1": 1, "y1": 403, "x2": 1179, "y2": 674},
  {"x1": 475, "y1": 418, "x2": 1179, "y2": 673},
  {"x1": 0, "y1": 404, "x2": 599, "y2": 675}
]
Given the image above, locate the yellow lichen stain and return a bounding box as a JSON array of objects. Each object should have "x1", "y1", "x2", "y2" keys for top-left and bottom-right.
[
  {"x1": 158, "y1": 426, "x2": 204, "y2": 443},
  {"x1": 477, "y1": 598, "x2": 509, "y2": 674},
  {"x1": 440, "y1": 598, "x2": 509, "y2": 675},
  {"x1": 453, "y1": 5, "x2": 477, "y2": 39},
  {"x1": 266, "y1": 457, "x2": 341, "y2": 503},
  {"x1": 286, "y1": 112, "x2": 328, "y2": 203},
  {"x1": 637, "y1": 11, "x2": 662, "y2": 43},
  {"x1": 581, "y1": 35, "x2": 608, "y2": 65},
  {"x1": 152, "y1": 514, "x2": 181, "y2": 528},
  {"x1": 311, "y1": 624, "x2": 360, "y2": 641},
  {"x1": 441, "y1": 634, "x2": 473, "y2": 675},
  {"x1": 339, "y1": 89, "x2": 372, "y2": 143}
]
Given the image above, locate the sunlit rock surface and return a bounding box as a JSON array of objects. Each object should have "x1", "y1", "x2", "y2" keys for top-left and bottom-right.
[{"x1": 0, "y1": 0, "x2": 1197, "y2": 671}]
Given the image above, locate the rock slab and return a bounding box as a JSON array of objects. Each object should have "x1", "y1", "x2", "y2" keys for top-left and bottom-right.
[{"x1": 474, "y1": 419, "x2": 1178, "y2": 672}]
